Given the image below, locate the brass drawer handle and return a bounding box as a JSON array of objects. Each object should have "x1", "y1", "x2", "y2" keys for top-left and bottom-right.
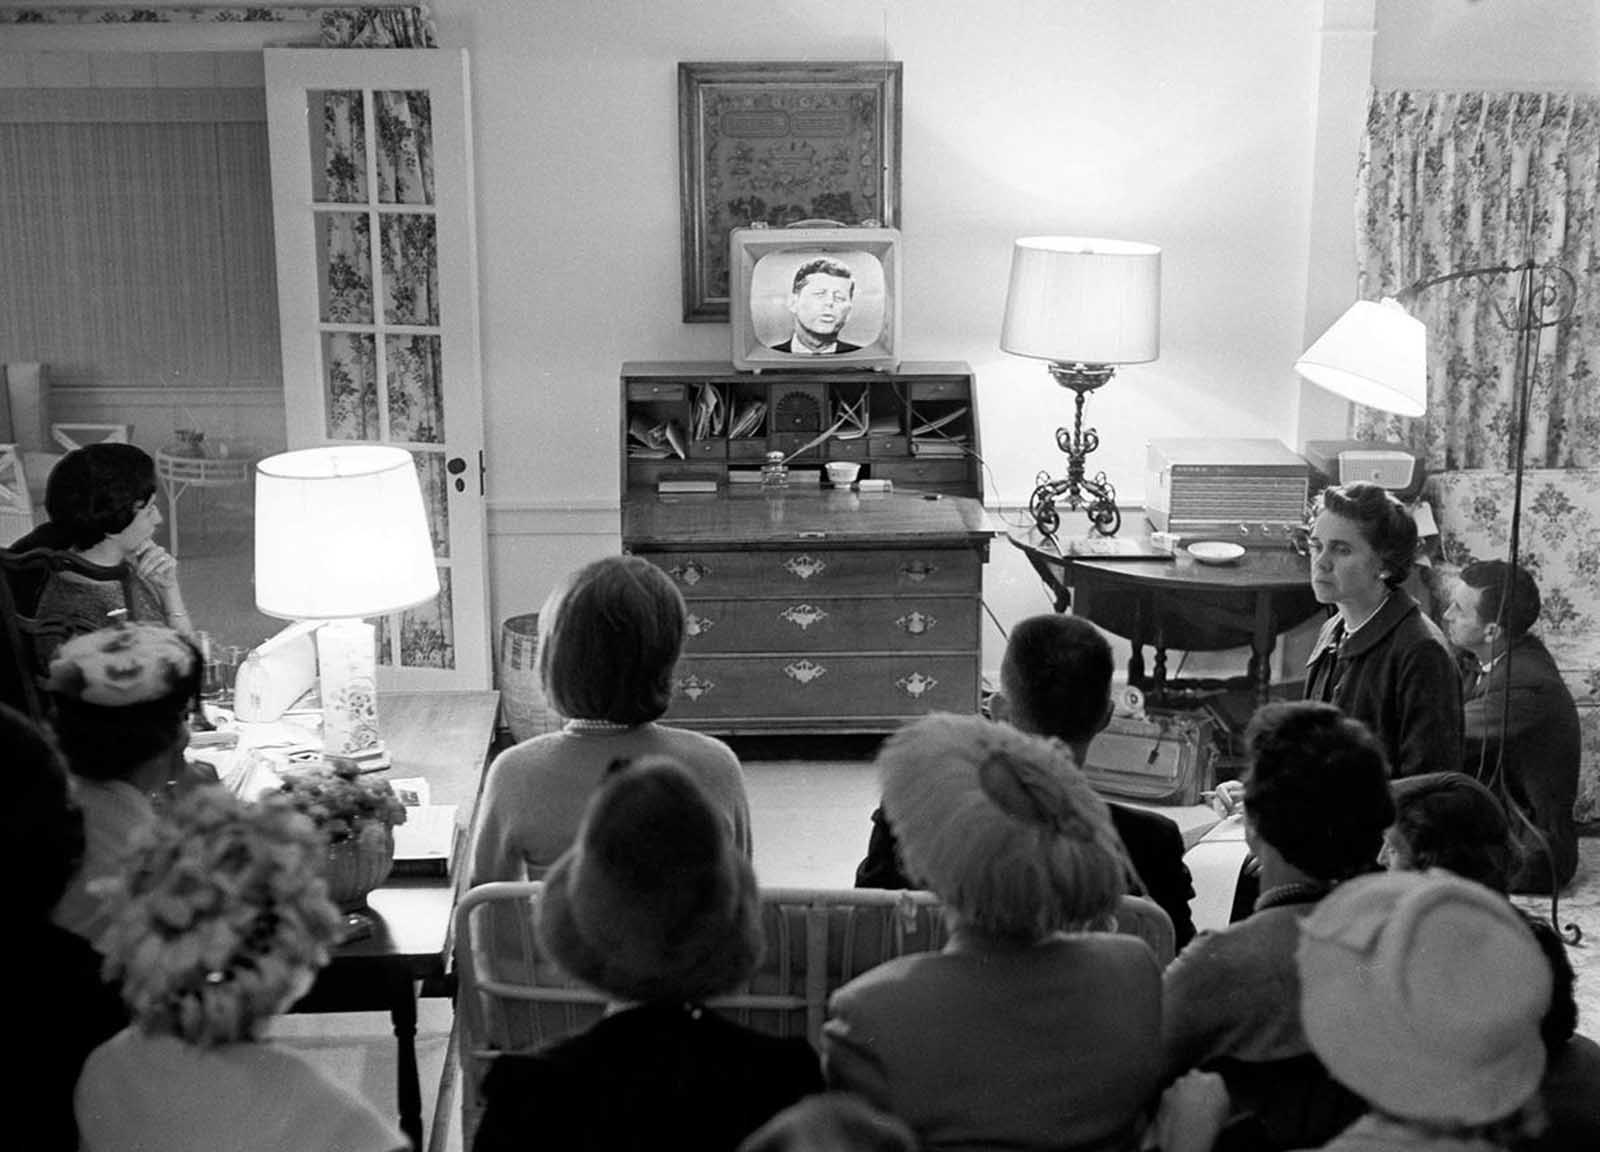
[
  {"x1": 676, "y1": 673, "x2": 715, "y2": 701},
  {"x1": 900, "y1": 560, "x2": 938, "y2": 582},
  {"x1": 782, "y1": 554, "x2": 828, "y2": 580},
  {"x1": 685, "y1": 613, "x2": 715, "y2": 638},
  {"x1": 895, "y1": 611, "x2": 937, "y2": 636},
  {"x1": 779, "y1": 604, "x2": 828, "y2": 631},
  {"x1": 668, "y1": 560, "x2": 709, "y2": 586},
  {"x1": 896, "y1": 672, "x2": 939, "y2": 699},
  {"x1": 783, "y1": 659, "x2": 828, "y2": 685}
]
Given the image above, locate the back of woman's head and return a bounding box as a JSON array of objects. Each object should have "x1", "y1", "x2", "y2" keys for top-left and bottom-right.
[
  {"x1": 1389, "y1": 772, "x2": 1516, "y2": 892},
  {"x1": 1, "y1": 703, "x2": 85, "y2": 919},
  {"x1": 538, "y1": 555, "x2": 686, "y2": 724},
  {"x1": 1244, "y1": 702, "x2": 1395, "y2": 881},
  {"x1": 99, "y1": 786, "x2": 341, "y2": 1046},
  {"x1": 45, "y1": 443, "x2": 158, "y2": 550},
  {"x1": 879, "y1": 713, "x2": 1128, "y2": 940},
  {"x1": 45, "y1": 622, "x2": 201, "y2": 778}
]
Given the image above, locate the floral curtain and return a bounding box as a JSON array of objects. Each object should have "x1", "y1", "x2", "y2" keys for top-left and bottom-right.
[
  {"x1": 1353, "y1": 90, "x2": 1599, "y2": 469},
  {"x1": 317, "y1": 6, "x2": 453, "y2": 670}
]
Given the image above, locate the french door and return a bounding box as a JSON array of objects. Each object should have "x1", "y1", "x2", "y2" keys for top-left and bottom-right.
[{"x1": 265, "y1": 49, "x2": 490, "y2": 689}]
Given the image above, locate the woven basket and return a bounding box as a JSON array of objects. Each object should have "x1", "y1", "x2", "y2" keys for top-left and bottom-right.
[
  {"x1": 497, "y1": 612, "x2": 561, "y2": 742},
  {"x1": 324, "y1": 829, "x2": 395, "y2": 913}
]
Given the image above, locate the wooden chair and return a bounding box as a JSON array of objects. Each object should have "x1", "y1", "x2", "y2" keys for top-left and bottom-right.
[
  {"x1": 0, "y1": 444, "x2": 34, "y2": 542},
  {"x1": 453, "y1": 883, "x2": 1173, "y2": 1148},
  {"x1": 0, "y1": 545, "x2": 135, "y2": 722},
  {"x1": 1111, "y1": 892, "x2": 1177, "y2": 967}
]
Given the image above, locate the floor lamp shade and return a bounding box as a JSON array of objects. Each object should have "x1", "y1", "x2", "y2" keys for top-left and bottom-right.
[
  {"x1": 255, "y1": 445, "x2": 438, "y2": 621},
  {"x1": 1295, "y1": 299, "x2": 1427, "y2": 417},
  {"x1": 1001, "y1": 237, "x2": 1162, "y2": 364}
]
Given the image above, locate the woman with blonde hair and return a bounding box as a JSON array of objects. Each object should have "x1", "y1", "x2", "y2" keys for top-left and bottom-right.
[
  {"x1": 74, "y1": 785, "x2": 404, "y2": 1152},
  {"x1": 823, "y1": 712, "x2": 1162, "y2": 1151}
]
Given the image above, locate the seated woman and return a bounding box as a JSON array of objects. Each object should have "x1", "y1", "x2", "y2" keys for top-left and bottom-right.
[
  {"x1": 1298, "y1": 871, "x2": 1551, "y2": 1152},
  {"x1": 1162, "y1": 701, "x2": 1394, "y2": 1151},
  {"x1": 74, "y1": 786, "x2": 405, "y2": 1152},
  {"x1": 2, "y1": 703, "x2": 127, "y2": 1152},
  {"x1": 45, "y1": 622, "x2": 206, "y2": 949},
  {"x1": 1382, "y1": 772, "x2": 1600, "y2": 1151},
  {"x1": 468, "y1": 554, "x2": 751, "y2": 888},
  {"x1": 474, "y1": 758, "x2": 823, "y2": 1152},
  {"x1": 824, "y1": 713, "x2": 1162, "y2": 1152},
  {"x1": 24, "y1": 443, "x2": 193, "y2": 665}
]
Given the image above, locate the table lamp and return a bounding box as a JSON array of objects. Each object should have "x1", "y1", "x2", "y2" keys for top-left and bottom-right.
[
  {"x1": 255, "y1": 445, "x2": 438, "y2": 767},
  {"x1": 1001, "y1": 235, "x2": 1161, "y2": 537}
]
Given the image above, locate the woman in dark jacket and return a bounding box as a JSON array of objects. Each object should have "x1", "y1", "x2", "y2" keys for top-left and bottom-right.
[{"x1": 1301, "y1": 481, "x2": 1461, "y2": 778}]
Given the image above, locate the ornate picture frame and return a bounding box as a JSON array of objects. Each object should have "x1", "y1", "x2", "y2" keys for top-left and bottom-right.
[{"x1": 678, "y1": 60, "x2": 903, "y2": 323}]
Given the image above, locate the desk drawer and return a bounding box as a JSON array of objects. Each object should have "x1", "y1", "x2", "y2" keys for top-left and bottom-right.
[
  {"x1": 871, "y1": 460, "x2": 970, "y2": 488},
  {"x1": 667, "y1": 653, "x2": 979, "y2": 721},
  {"x1": 634, "y1": 548, "x2": 980, "y2": 596},
  {"x1": 682, "y1": 595, "x2": 978, "y2": 653}
]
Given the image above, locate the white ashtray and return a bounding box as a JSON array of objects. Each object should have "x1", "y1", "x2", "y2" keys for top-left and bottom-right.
[
  {"x1": 1187, "y1": 540, "x2": 1246, "y2": 565},
  {"x1": 825, "y1": 461, "x2": 861, "y2": 486}
]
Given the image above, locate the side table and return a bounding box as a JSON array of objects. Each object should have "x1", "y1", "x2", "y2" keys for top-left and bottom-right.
[{"x1": 155, "y1": 450, "x2": 255, "y2": 559}]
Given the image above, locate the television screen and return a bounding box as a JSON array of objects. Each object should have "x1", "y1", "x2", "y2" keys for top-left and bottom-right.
[{"x1": 730, "y1": 226, "x2": 901, "y2": 372}]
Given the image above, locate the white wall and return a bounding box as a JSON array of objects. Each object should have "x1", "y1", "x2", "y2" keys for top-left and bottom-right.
[
  {"x1": 1374, "y1": 0, "x2": 1600, "y2": 91},
  {"x1": 445, "y1": 0, "x2": 1330, "y2": 648}
]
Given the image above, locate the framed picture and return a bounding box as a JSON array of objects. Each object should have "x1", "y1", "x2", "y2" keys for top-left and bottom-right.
[{"x1": 678, "y1": 60, "x2": 903, "y2": 323}]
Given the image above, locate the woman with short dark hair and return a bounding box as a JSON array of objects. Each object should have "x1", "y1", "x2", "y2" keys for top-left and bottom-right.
[
  {"x1": 468, "y1": 555, "x2": 751, "y2": 891},
  {"x1": 1302, "y1": 481, "x2": 1462, "y2": 779},
  {"x1": 27, "y1": 443, "x2": 193, "y2": 665},
  {"x1": 1163, "y1": 701, "x2": 1395, "y2": 1151}
]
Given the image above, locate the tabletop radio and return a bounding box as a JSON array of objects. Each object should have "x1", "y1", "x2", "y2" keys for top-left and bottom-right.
[{"x1": 1144, "y1": 437, "x2": 1310, "y2": 545}]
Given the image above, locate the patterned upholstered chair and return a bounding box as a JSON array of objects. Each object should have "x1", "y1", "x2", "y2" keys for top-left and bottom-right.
[{"x1": 1423, "y1": 468, "x2": 1600, "y2": 823}]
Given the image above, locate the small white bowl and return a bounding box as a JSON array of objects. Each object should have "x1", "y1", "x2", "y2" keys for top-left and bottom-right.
[
  {"x1": 825, "y1": 461, "x2": 861, "y2": 486},
  {"x1": 1187, "y1": 540, "x2": 1246, "y2": 565}
]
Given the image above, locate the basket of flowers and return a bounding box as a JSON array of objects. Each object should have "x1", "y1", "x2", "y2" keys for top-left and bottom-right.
[{"x1": 278, "y1": 765, "x2": 408, "y2": 912}]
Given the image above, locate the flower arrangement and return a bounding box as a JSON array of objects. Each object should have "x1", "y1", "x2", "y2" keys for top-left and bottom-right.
[{"x1": 277, "y1": 764, "x2": 407, "y2": 849}]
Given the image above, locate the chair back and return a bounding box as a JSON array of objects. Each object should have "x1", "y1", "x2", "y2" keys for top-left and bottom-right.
[
  {"x1": 0, "y1": 444, "x2": 35, "y2": 542},
  {"x1": 453, "y1": 882, "x2": 949, "y2": 1150},
  {"x1": 0, "y1": 546, "x2": 134, "y2": 721},
  {"x1": 1112, "y1": 893, "x2": 1176, "y2": 968}
]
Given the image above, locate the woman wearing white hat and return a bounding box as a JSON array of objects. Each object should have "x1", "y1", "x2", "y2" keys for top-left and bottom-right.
[
  {"x1": 1298, "y1": 869, "x2": 1552, "y2": 1150},
  {"x1": 823, "y1": 713, "x2": 1161, "y2": 1151}
]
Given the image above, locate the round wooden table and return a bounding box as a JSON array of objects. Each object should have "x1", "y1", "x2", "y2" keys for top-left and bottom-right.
[{"x1": 1007, "y1": 528, "x2": 1326, "y2": 707}]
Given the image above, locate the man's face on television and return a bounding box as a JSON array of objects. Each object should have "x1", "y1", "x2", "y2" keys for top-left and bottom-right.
[{"x1": 789, "y1": 271, "x2": 854, "y2": 341}]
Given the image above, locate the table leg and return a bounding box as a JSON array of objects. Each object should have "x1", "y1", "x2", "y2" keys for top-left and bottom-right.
[
  {"x1": 1252, "y1": 592, "x2": 1275, "y2": 707},
  {"x1": 389, "y1": 972, "x2": 423, "y2": 1151}
]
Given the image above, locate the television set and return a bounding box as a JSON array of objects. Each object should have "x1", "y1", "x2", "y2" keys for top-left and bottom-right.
[{"x1": 729, "y1": 225, "x2": 902, "y2": 373}]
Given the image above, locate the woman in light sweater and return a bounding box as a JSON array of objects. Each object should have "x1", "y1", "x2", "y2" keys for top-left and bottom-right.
[{"x1": 469, "y1": 554, "x2": 751, "y2": 889}]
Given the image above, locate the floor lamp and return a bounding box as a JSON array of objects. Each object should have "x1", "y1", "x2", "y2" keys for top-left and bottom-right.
[{"x1": 1298, "y1": 260, "x2": 1580, "y2": 937}]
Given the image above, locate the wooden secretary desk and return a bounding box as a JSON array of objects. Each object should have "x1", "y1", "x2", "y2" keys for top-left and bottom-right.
[{"x1": 620, "y1": 361, "x2": 997, "y2": 734}]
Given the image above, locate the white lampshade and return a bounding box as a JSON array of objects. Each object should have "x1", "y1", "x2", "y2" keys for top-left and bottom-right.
[
  {"x1": 255, "y1": 445, "x2": 438, "y2": 620},
  {"x1": 1001, "y1": 236, "x2": 1162, "y2": 364},
  {"x1": 1295, "y1": 298, "x2": 1427, "y2": 417}
]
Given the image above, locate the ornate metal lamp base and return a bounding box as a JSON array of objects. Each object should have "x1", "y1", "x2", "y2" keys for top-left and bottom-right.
[{"x1": 1028, "y1": 361, "x2": 1122, "y2": 537}]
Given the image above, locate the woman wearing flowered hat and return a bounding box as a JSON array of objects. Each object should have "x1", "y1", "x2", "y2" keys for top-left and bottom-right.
[
  {"x1": 74, "y1": 785, "x2": 404, "y2": 1152},
  {"x1": 46, "y1": 621, "x2": 206, "y2": 949}
]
